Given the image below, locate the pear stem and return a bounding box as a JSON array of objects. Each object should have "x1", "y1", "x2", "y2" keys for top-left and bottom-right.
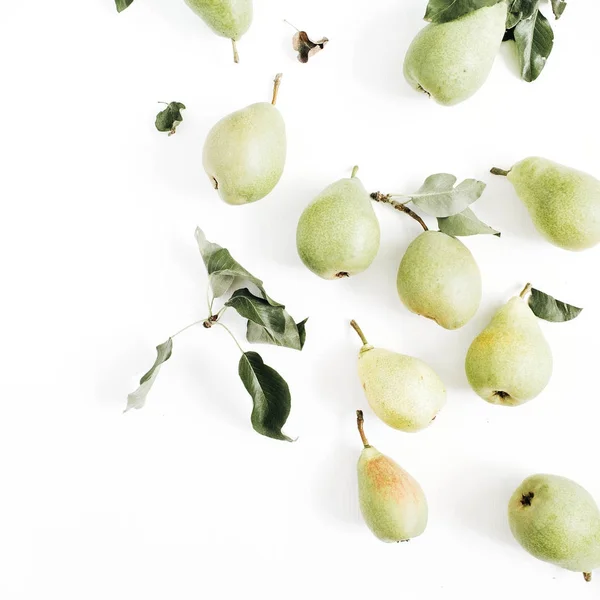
[
  {"x1": 231, "y1": 39, "x2": 239, "y2": 64},
  {"x1": 584, "y1": 572, "x2": 592, "y2": 582},
  {"x1": 356, "y1": 410, "x2": 370, "y2": 448},
  {"x1": 520, "y1": 283, "x2": 533, "y2": 299},
  {"x1": 271, "y1": 73, "x2": 283, "y2": 105},
  {"x1": 370, "y1": 192, "x2": 428, "y2": 231},
  {"x1": 351, "y1": 166, "x2": 359, "y2": 178},
  {"x1": 490, "y1": 167, "x2": 510, "y2": 176},
  {"x1": 350, "y1": 320, "x2": 369, "y2": 345}
]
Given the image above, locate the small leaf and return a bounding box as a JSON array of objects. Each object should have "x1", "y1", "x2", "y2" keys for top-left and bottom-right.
[
  {"x1": 292, "y1": 30, "x2": 329, "y2": 63},
  {"x1": 425, "y1": 0, "x2": 503, "y2": 23},
  {"x1": 125, "y1": 339, "x2": 173, "y2": 412},
  {"x1": 506, "y1": 0, "x2": 538, "y2": 28},
  {"x1": 514, "y1": 8, "x2": 554, "y2": 82},
  {"x1": 155, "y1": 102, "x2": 186, "y2": 136},
  {"x1": 528, "y1": 288, "x2": 583, "y2": 322},
  {"x1": 226, "y1": 289, "x2": 287, "y2": 336},
  {"x1": 238, "y1": 352, "x2": 293, "y2": 441},
  {"x1": 409, "y1": 174, "x2": 487, "y2": 217},
  {"x1": 115, "y1": 0, "x2": 135, "y2": 12},
  {"x1": 437, "y1": 208, "x2": 501, "y2": 237},
  {"x1": 550, "y1": 0, "x2": 566, "y2": 19}
]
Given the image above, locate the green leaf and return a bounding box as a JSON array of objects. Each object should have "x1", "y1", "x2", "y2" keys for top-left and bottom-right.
[
  {"x1": 155, "y1": 102, "x2": 186, "y2": 136},
  {"x1": 247, "y1": 316, "x2": 308, "y2": 351},
  {"x1": 424, "y1": 0, "x2": 503, "y2": 23},
  {"x1": 194, "y1": 228, "x2": 282, "y2": 305},
  {"x1": 528, "y1": 288, "x2": 583, "y2": 322},
  {"x1": 238, "y1": 352, "x2": 293, "y2": 441},
  {"x1": 514, "y1": 8, "x2": 554, "y2": 82},
  {"x1": 115, "y1": 0, "x2": 135, "y2": 12},
  {"x1": 506, "y1": 0, "x2": 538, "y2": 29},
  {"x1": 437, "y1": 208, "x2": 501, "y2": 237},
  {"x1": 550, "y1": 0, "x2": 566, "y2": 19},
  {"x1": 125, "y1": 339, "x2": 173, "y2": 412},
  {"x1": 409, "y1": 174, "x2": 486, "y2": 217}
]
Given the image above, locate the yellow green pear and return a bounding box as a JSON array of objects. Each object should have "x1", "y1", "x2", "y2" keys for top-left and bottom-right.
[
  {"x1": 491, "y1": 158, "x2": 600, "y2": 251},
  {"x1": 509, "y1": 474, "x2": 600, "y2": 581},
  {"x1": 356, "y1": 411, "x2": 428, "y2": 542},
  {"x1": 397, "y1": 231, "x2": 482, "y2": 330},
  {"x1": 203, "y1": 74, "x2": 286, "y2": 205},
  {"x1": 465, "y1": 286, "x2": 553, "y2": 406},
  {"x1": 296, "y1": 167, "x2": 380, "y2": 279},
  {"x1": 184, "y1": 0, "x2": 252, "y2": 62},
  {"x1": 351, "y1": 321, "x2": 446, "y2": 432},
  {"x1": 403, "y1": 2, "x2": 507, "y2": 106}
]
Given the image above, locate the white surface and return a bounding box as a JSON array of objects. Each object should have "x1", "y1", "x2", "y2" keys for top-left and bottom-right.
[{"x1": 2, "y1": 1, "x2": 600, "y2": 598}]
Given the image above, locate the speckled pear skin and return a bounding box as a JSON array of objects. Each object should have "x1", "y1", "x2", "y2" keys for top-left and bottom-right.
[
  {"x1": 184, "y1": 0, "x2": 252, "y2": 40},
  {"x1": 403, "y1": 2, "x2": 507, "y2": 106},
  {"x1": 465, "y1": 296, "x2": 553, "y2": 406},
  {"x1": 358, "y1": 346, "x2": 446, "y2": 432},
  {"x1": 203, "y1": 102, "x2": 286, "y2": 205},
  {"x1": 507, "y1": 157, "x2": 600, "y2": 251},
  {"x1": 296, "y1": 175, "x2": 380, "y2": 279},
  {"x1": 396, "y1": 231, "x2": 481, "y2": 329},
  {"x1": 509, "y1": 474, "x2": 600, "y2": 574}
]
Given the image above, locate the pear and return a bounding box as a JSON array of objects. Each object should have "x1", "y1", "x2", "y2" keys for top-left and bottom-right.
[
  {"x1": 356, "y1": 410, "x2": 428, "y2": 542},
  {"x1": 351, "y1": 321, "x2": 446, "y2": 432},
  {"x1": 509, "y1": 474, "x2": 600, "y2": 581},
  {"x1": 465, "y1": 287, "x2": 553, "y2": 406},
  {"x1": 403, "y1": 2, "x2": 507, "y2": 106},
  {"x1": 491, "y1": 158, "x2": 600, "y2": 251},
  {"x1": 296, "y1": 167, "x2": 380, "y2": 279},
  {"x1": 184, "y1": 0, "x2": 252, "y2": 63},
  {"x1": 397, "y1": 231, "x2": 481, "y2": 330},
  {"x1": 203, "y1": 74, "x2": 286, "y2": 205}
]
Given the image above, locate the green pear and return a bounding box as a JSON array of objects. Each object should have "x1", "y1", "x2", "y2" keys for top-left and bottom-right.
[
  {"x1": 403, "y1": 2, "x2": 507, "y2": 106},
  {"x1": 356, "y1": 410, "x2": 428, "y2": 542},
  {"x1": 491, "y1": 158, "x2": 600, "y2": 251},
  {"x1": 203, "y1": 74, "x2": 286, "y2": 205},
  {"x1": 296, "y1": 167, "x2": 380, "y2": 279},
  {"x1": 184, "y1": 0, "x2": 252, "y2": 62},
  {"x1": 465, "y1": 289, "x2": 553, "y2": 406},
  {"x1": 509, "y1": 474, "x2": 600, "y2": 581},
  {"x1": 397, "y1": 231, "x2": 481, "y2": 330},
  {"x1": 351, "y1": 321, "x2": 446, "y2": 432}
]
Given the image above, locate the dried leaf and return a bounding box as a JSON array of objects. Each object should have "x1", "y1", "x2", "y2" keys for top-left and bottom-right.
[
  {"x1": 292, "y1": 30, "x2": 329, "y2": 63},
  {"x1": 155, "y1": 102, "x2": 186, "y2": 136}
]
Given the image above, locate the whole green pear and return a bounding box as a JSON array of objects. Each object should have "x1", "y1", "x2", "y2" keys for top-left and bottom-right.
[
  {"x1": 351, "y1": 321, "x2": 446, "y2": 432},
  {"x1": 356, "y1": 411, "x2": 428, "y2": 542},
  {"x1": 296, "y1": 167, "x2": 380, "y2": 279},
  {"x1": 465, "y1": 290, "x2": 552, "y2": 406},
  {"x1": 403, "y1": 2, "x2": 507, "y2": 106},
  {"x1": 509, "y1": 474, "x2": 600, "y2": 580},
  {"x1": 492, "y1": 158, "x2": 600, "y2": 251},
  {"x1": 397, "y1": 231, "x2": 482, "y2": 330},
  {"x1": 184, "y1": 0, "x2": 252, "y2": 62},
  {"x1": 203, "y1": 74, "x2": 286, "y2": 205}
]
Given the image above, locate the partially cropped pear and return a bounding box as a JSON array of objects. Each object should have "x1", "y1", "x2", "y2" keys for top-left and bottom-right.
[
  {"x1": 509, "y1": 474, "x2": 600, "y2": 581},
  {"x1": 203, "y1": 74, "x2": 286, "y2": 205},
  {"x1": 492, "y1": 158, "x2": 600, "y2": 251},
  {"x1": 351, "y1": 321, "x2": 446, "y2": 432},
  {"x1": 397, "y1": 231, "x2": 481, "y2": 329},
  {"x1": 184, "y1": 0, "x2": 252, "y2": 63},
  {"x1": 465, "y1": 287, "x2": 553, "y2": 406},
  {"x1": 403, "y1": 2, "x2": 507, "y2": 106},
  {"x1": 296, "y1": 167, "x2": 380, "y2": 279},
  {"x1": 356, "y1": 410, "x2": 428, "y2": 542}
]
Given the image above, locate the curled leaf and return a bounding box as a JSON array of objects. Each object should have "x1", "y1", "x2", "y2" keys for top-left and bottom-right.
[
  {"x1": 514, "y1": 8, "x2": 554, "y2": 82},
  {"x1": 425, "y1": 0, "x2": 503, "y2": 23},
  {"x1": 528, "y1": 288, "x2": 582, "y2": 322},
  {"x1": 155, "y1": 102, "x2": 186, "y2": 136},
  {"x1": 506, "y1": 0, "x2": 538, "y2": 28},
  {"x1": 285, "y1": 22, "x2": 328, "y2": 63},
  {"x1": 437, "y1": 208, "x2": 501, "y2": 237},
  {"x1": 115, "y1": 0, "x2": 135, "y2": 12}
]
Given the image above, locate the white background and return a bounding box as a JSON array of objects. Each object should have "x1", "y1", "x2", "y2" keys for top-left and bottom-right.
[{"x1": 2, "y1": 0, "x2": 600, "y2": 598}]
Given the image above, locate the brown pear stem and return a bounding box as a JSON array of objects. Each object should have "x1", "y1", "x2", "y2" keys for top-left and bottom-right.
[
  {"x1": 231, "y1": 39, "x2": 239, "y2": 63},
  {"x1": 350, "y1": 320, "x2": 369, "y2": 345},
  {"x1": 356, "y1": 410, "x2": 370, "y2": 448},
  {"x1": 520, "y1": 283, "x2": 533, "y2": 299},
  {"x1": 271, "y1": 73, "x2": 283, "y2": 105},
  {"x1": 490, "y1": 167, "x2": 510, "y2": 176},
  {"x1": 370, "y1": 192, "x2": 428, "y2": 231},
  {"x1": 584, "y1": 572, "x2": 592, "y2": 582}
]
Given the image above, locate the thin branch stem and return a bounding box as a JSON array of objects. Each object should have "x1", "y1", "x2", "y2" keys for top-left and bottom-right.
[
  {"x1": 350, "y1": 320, "x2": 369, "y2": 345},
  {"x1": 206, "y1": 286, "x2": 215, "y2": 316},
  {"x1": 371, "y1": 192, "x2": 428, "y2": 231},
  {"x1": 490, "y1": 167, "x2": 510, "y2": 177},
  {"x1": 170, "y1": 319, "x2": 206, "y2": 339},
  {"x1": 231, "y1": 39, "x2": 239, "y2": 63},
  {"x1": 520, "y1": 283, "x2": 533, "y2": 299},
  {"x1": 271, "y1": 73, "x2": 283, "y2": 105},
  {"x1": 356, "y1": 410, "x2": 370, "y2": 448},
  {"x1": 283, "y1": 19, "x2": 300, "y2": 32},
  {"x1": 217, "y1": 323, "x2": 244, "y2": 354}
]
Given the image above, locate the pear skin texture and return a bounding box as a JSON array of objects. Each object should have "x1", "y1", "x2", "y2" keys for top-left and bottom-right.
[
  {"x1": 509, "y1": 474, "x2": 600, "y2": 573},
  {"x1": 203, "y1": 102, "x2": 286, "y2": 205},
  {"x1": 396, "y1": 231, "x2": 482, "y2": 330},
  {"x1": 296, "y1": 177, "x2": 380, "y2": 279},
  {"x1": 358, "y1": 446, "x2": 428, "y2": 542},
  {"x1": 465, "y1": 297, "x2": 553, "y2": 406},
  {"x1": 403, "y1": 2, "x2": 507, "y2": 106},
  {"x1": 507, "y1": 157, "x2": 600, "y2": 251},
  {"x1": 184, "y1": 0, "x2": 252, "y2": 40},
  {"x1": 358, "y1": 347, "x2": 446, "y2": 432}
]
